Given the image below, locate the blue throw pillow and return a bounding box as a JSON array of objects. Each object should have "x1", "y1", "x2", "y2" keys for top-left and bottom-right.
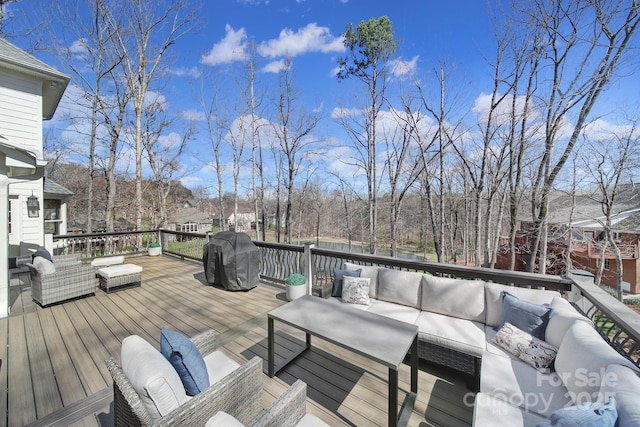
[
  {"x1": 331, "y1": 269, "x2": 361, "y2": 297},
  {"x1": 535, "y1": 397, "x2": 617, "y2": 427},
  {"x1": 160, "y1": 327, "x2": 209, "y2": 395},
  {"x1": 500, "y1": 291, "x2": 552, "y2": 341}
]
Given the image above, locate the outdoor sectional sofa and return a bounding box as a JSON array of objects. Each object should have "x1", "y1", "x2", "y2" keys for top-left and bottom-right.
[{"x1": 326, "y1": 262, "x2": 640, "y2": 427}]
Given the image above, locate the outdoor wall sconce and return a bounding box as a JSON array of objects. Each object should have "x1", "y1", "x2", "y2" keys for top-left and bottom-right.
[{"x1": 27, "y1": 193, "x2": 40, "y2": 218}]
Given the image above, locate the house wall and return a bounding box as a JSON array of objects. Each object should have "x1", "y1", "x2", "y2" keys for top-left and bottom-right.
[{"x1": 1, "y1": 67, "x2": 45, "y2": 256}]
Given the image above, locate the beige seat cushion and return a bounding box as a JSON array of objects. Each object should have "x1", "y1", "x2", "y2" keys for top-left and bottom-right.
[
  {"x1": 203, "y1": 351, "x2": 241, "y2": 385},
  {"x1": 415, "y1": 311, "x2": 486, "y2": 357},
  {"x1": 480, "y1": 351, "x2": 572, "y2": 417},
  {"x1": 366, "y1": 299, "x2": 421, "y2": 324},
  {"x1": 473, "y1": 392, "x2": 547, "y2": 427}
]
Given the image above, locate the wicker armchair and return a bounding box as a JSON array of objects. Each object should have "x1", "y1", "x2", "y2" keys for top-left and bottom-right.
[
  {"x1": 27, "y1": 262, "x2": 96, "y2": 306},
  {"x1": 106, "y1": 329, "x2": 316, "y2": 427}
]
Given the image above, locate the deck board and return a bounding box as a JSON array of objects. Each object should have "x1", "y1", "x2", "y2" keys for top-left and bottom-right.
[{"x1": 4, "y1": 255, "x2": 474, "y2": 426}]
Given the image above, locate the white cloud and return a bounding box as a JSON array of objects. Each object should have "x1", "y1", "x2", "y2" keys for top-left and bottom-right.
[
  {"x1": 168, "y1": 66, "x2": 201, "y2": 79},
  {"x1": 583, "y1": 118, "x2": 633, "y2": 142},
  {"x1": 68, "y1": 39, "x2": 89, "y2": 60},
  {"x1": 157, "y1": 132, "x2": 183, "y2": 150},
  {"x1": 330, "y1": 106, "x2": 362, "y2": 119},
  {"x1": 262, "y1": 59, "x2": 288, "y2": 74},
  {"x1": 143, "y1": 91, "x2": 168, "y2": 110},
  {"x1": 180, "y1": 175, "x2": 203, "y2": 187},
  {"x1": 257, "y1": 23, "x2": 344, "y2": 59},
  {"x1": 389, "y1": 56, "x2": 418, "y2": 79},
  {"x1": 182, "y1": 109, "x2": 205, "y2": 121},
  {"x1": 201, "y1": 24, "x2": 249, "y2": 66}
]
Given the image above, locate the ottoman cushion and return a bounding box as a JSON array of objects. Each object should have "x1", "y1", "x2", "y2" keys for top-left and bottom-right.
[{"x1": 98, "y1": 264, "x2": 143, "y2": 278}]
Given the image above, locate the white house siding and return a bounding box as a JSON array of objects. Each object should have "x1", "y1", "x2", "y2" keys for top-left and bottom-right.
[
  {"x1": 1, "y1": 67, "x2": 45, "y2": 256},
  {"x1": 0, "y1": 67, "x2": 43, "y2": 150}
]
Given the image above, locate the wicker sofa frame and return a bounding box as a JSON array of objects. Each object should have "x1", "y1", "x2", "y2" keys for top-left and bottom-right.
[
  {"x1": 27, "y1": 263, "x2": 96, "y2": 306},
  {"x1": 106, "y1": 329, "x2": 308, "y2": 427}
]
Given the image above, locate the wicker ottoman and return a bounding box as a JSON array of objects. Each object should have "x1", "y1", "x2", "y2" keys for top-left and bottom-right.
[{"x1": 97, "y1": 264, "x2": 143, "y2": 293}]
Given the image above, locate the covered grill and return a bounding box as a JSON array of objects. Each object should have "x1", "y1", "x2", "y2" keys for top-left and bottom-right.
[{"x1": 202, "y1": 231, "x2": 259, "y2": 291}]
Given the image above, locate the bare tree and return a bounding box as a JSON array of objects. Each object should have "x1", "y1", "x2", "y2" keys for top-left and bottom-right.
[
  {"x1": 272, "y1": 58, "x2": 321, "y2": 244},
  {"x1": 199, "y1": 76, "x2": 229, "y2": 232},
  {"x1": 582, "y1": 119, "x2": 640, "y2": 299},
  {"x1": 107, "y1": 0, "x2": 196, "y2": 231},
  {"x1": 337, "y1": 16, "x2": 398, "y2": 254},
  {"x1": 384, "y1": 104, "x2": 424, "y2": 257},
  {"x1": 141, "y1": 94, "x2": 194, "y2": 228},
  {"x1": 518, "y1": 0, "x2": 640, "y2": 272}
]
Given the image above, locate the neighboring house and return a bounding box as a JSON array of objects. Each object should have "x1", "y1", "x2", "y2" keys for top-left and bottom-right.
[
  {"x1": 169, "y1": 205, "x2": 213, "y2": 234},
  {"x1": 227, "y1": 211, "x2": 256, "y2": 233},
  {"x1": 1, "y1": 38, "x2": 70, "y2": 317},
  {"x1": 496, "y1": 186, "x2": 640, "y2": 294}
]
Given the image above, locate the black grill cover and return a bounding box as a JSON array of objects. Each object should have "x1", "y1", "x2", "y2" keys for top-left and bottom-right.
[{"x1": 203, "y1": 231, "x2": 259, "y2": 291}]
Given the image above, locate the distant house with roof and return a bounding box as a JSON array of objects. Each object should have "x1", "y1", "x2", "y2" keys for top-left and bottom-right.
[
  {"x1": 0, "y1": 37, "x2": 70, "y2": 317},
  {"x1": 497, "y1": 185, "x2": 640, "y2": 294}
]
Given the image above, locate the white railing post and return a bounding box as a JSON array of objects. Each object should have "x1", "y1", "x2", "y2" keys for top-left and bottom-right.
[{"x1": 303, "y1": 242, "x2": 314, "y2": 295}]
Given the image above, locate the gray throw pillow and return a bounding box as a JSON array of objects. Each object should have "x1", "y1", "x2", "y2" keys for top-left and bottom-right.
[
  {"x1": 332, "y1": 268, "x2": 361, "y2": 297},
  {"x1": 499, "y1": 291, "x2": 552, "y2": 341}
]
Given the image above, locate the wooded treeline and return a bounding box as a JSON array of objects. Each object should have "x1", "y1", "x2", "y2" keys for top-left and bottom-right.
[{"x1": 5, "y1": 0, "x2": 639, "y2": 273}]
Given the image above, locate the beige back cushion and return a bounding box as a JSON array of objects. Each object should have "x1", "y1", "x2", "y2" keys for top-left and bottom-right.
[
  {"x1": 484, "y1": 282, "x2": 560, "y2": 327},
  {"x1": 555, "y1": 321, "x2": 639, "y2": 400},
  {"x1": 344, "y1": 263, "x2": 379, "y2": 298},
  {"x1": 545, "y1": 297, "x2": 592, "y2": 348},
  {"x1": 421, "y1": 275, "x2": 486, "y2": 322},
  {"x1": 121, "y1": 335, "x2": 187, "y2": 420},
  {"x1": 376, "y1": 268, "x2": 423, "y2": 308}
]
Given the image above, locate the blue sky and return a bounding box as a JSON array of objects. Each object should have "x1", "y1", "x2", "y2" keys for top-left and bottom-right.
[{"x1": 3, "y1": 0, "x2": 639, "y2": 196}]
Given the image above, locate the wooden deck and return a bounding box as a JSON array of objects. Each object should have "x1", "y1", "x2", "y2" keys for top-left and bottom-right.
[{"x1": 2, "y1": 255, "x2": 474, "y2": 427}]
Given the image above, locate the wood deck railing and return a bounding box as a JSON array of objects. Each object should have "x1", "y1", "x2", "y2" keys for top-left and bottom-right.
[{"x1": 53, "y1": 229, "x2": 640, "y2": 366}]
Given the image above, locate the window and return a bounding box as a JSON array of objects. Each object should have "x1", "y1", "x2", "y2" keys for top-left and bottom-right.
[
  {"x1": 613, "y1": 232, "x2": 621, "y2": 242},
  {"x1": 8, "y1": 199, "x2": 12, "y2": 234},
  {"x1": 44, "y1": 199, "x2": 62, "y2": 235},
  {"x1": 604, "y1": 259, "x2": 611, "y2": 270}
]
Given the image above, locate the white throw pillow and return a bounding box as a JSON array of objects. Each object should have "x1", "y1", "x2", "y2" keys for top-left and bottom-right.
[
  {"x1": 492, "y1": 322, "x2": 558, "y2": 373},
  {"x1": 341, "y1": 277, "x2": 371, "y2": 305}
]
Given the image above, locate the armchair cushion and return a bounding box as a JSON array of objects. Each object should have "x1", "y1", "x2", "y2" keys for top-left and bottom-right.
[
  {"x1": 160, "y1": 327, "x2": 210, "y2": 395},
  {"x1": 206, "y1": 411, "x2": 245, "y2": 427},
  {"x1": 121, "y1": 334, "x2": 188, "y2": 420},
  {"x1": 32, "y1": 256, "x2": 56, "y2": 274}
]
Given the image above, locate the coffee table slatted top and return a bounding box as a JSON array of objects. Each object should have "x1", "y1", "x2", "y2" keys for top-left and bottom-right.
[{"x1": 268, "y1": 295, "x2": 418, "y2": 370}]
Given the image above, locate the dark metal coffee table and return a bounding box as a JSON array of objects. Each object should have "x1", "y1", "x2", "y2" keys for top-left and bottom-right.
[{"x1": 268, "y1": 295, "x2": 418, "y2": 427}]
